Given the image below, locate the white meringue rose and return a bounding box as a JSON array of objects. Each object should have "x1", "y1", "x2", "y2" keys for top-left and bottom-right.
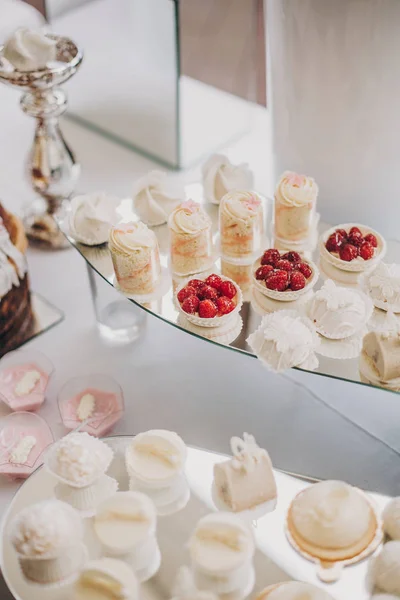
[
  {"x1": 68, "y1": 192, "x2": 120, "y2": 246},
  {"x1": 202, "y1": 154, "x2": 254, "y2": 205},
  {"x1": 132, "y1": 171, "x2": 183, "y2": 226},
  {"x1": 3, "y1": 28, "x2": 57, "y2": 72}
]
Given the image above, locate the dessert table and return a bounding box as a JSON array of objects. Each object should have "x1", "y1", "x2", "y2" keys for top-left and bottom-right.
[{"x1": 1, "y1": 75, "x2": 400, "y2": 598}]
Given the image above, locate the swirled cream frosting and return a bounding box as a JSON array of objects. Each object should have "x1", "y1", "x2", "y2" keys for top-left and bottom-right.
[
  {"x1": 275, "y1": 172, "x2": 318, "y2": 208},
  {"x1": 202, "y1": 154, "x2": 254, "y2": 205},
  {"x1": 3, "y1": 28, "x2": 57, "y2": 72},
  {"x1": 109, "y1": 221, "x2": 157, "y2": 254},
  {"x1": 69, "y1": 192, "x2": 119, "y2": 245},
  {"x1": 132, "y1": 170, "x2": 183, "y2": 226},
  {"x1": 220, "y1": 191, "x2": 262, "y2": 221},
  {"x1": 168, "y1": 201, "x2": 211, "y2": 235}
]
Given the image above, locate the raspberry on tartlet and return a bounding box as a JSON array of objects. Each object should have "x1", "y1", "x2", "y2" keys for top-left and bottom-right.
[
  {"x1": 297, "y1": 262, "x2": 313, "y2": 279},
  {"x1": 198, "y1": 299, "x2": 218, "y2": 319},
  {"x1": 261, "y1": 248, "x2": 280, "y2": 266},
  {"x1": 181, "y1": 295, "x2": 200, "y2": 314},
  {"x1": 205, "y1": 274, "x2": 223, "y2": 290},
  {"x1": 199, "y1": 284, "x2": 219, "y2": 301},
  {"x1": 177, "y1": 286, "x2": 194, "y2": 303},
  {"x1": 216, "y1": 296, "x2": 235, "y2": 315},
  {"x1": 339, "y1": 243, "x2": 358, "y2": 262},
  {"x1": 326, "y1": 232, "x2": 344, "y2": 253},
  {"x1": 364, "y1": 233, "x2": 378, "y2": 248},
  {"x1": 275, "y1": 259, "x2": 293, "y2": 272},
  {"x1": 219, "y1": 280, "x2": 236, "y2": 299},
  {"x1": 281, "y1": 251, "x2": 302, "y2": 263},
  {"x1": 255, "y1": 265, "x2": 274, "y2": 280},
  {"x1": 290, "y1": 271, "x2": 306, "y2": 291},
  {"x1": 348, "y1": 230, "x2": 363, "y2": 247},
  {"x1": 359, "y1": 241, "x2": 374, "y2": 260},
  {"x1": 265, "y1": 270, "x2": 289, "y2": 292}
]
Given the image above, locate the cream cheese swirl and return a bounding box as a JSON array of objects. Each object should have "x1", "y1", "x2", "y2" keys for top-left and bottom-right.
[
  {"x1": 109, "y1": 222, "x2": 157, "y2": 254},
  {"x1": 220, "y1": 191, "x2": 262, "y2": 221},
  {"x1": 275, "y1": 171, "x2": 318, "y2": 207},
  {"x1": 168, "y1": 201, "x2": 211, "y2": 235}
]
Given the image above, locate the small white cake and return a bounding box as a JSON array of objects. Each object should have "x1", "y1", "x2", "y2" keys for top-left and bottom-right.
[
  {"x1": 132, "y1": 170, "x2": 183, "y2": 226},
  {"x1": 247, "y1": 310, "x2": 319, "y2": 372},
  {"x1": 74, "y1": 558, "x2": 139, "y2": 600},
  {"x1": 371, "y1": 541, "x2": 400, "y2": 595},
  {"x1": 258, "y1": 581, "x2": 334, "y2": 600},
  {"x1": 364, "y1": 262, "x2": 400, "y2": 312},
  {"x1": 9, "y1": 499, "x2": 84, "y2": 585},
  {"x1": 383, "y1": 498, "x2": 400, "y2": 540},
  {"x1": 68, "y1": 192, "x2": 119, "y2": 246},
  {"x1": 214, "y1": 433, "x2": 276, "y2": 512},
  {"x1": 3, "y1": 28, "x2": 57, "y2": 71},
  {"x1": 308, "y1": 279, "x2": 368, "y2": 339},
  {"x1": 202, "y1": 154, "x2": 253, "y2": 205}
]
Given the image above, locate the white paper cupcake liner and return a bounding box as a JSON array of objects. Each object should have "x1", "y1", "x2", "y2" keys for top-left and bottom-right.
[
  {"x1": 251, "y1": 256, "x2": 319, "y2": 302},
  {"x1": 178, "y1": 313, "x2": 243, "y2": 345},
  {"x1": 211, "y1": 482, "x2": 277, "y2": 522},
  {"x1": 55, "y1": 474, "x2": 118, "y2": 516},
  {"x1": 316, "y1": 328, "x2": 366, "y2": 359},
  {"x1": 19, "y1": 542, "x2": 87, "y2": 587},
  {"x1": 250, "y1": 287, "x2": 314, "y2": 316},
  {"x1": 114, "y1": 266, "x2": 171, "y2": 303}
]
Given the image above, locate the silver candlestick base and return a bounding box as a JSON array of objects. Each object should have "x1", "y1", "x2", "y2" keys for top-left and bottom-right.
[{"x1": 0, "y1": 35, "x2": 83, "y2": 248}]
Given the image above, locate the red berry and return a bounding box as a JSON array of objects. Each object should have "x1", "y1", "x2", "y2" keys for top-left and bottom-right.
[
  {"x1": 339, "y1": 243, "x2": 358, "y2": 261},
  {"x1": 348, "y1": 231, "x2": 363, "y2": 247},
  {"x1": 199, "y1": 284, "x2": 219, "y2": 301},
  {"x1": 349, "y1": 226, "x2": 362, "y2": 236},
  {"x1": 219, "y1": 280, "x2": 236, "y2": 299},
  {"x1": 188, "y1": 279, "x2": 205, "y2": 291},
  {"x1": 198, "y1": 299, "x2": 217, "y2": 318},
  {"x1": 261, "y1": 248, "x2": 280, "y2": 266},
  {"x1": 297, "y1": 262, "x2": 313, "y2": 279},
  {"x1": 359, "y1": 242, "x2": 375, "y2": 260},
  {"x1": 290, "y1": 271, "x2": 306, "y2": 291},
  {"x1": 364, "y1": 233, "x2": 378, "y2": 248},
  {"x1": 326, "y1": 232, "x2": 344, "y2": 253},
  {"x1": 205, "y1": 274, "x2": 223, "y2": 290},
  {"x1": 177, "y1": 286, "x2": 194, "y2": 303},
  {"x1": 265, "y1": 270, "x2": 289, "y2": 292},
  {"x1": 275, "y1": 259, "x2": 293, "y2": 272},
  {"x1": 255, "y1": 265, "x2": 274, "y2": 280},
  {"x1": 216, "y1": 296, "x2": 235, "y2": 315},
  {"x1": 181, "y1": 295, "x2": 199, "y2": 314},
  {"x1": 281, "y1": 251, "x2": 301, "y2": 263},
  {"x1": 335, "y1": 228, "x2": 348, "y2": 239}
]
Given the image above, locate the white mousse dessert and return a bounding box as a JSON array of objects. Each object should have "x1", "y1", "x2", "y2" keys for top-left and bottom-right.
[
  {"x1": 202, "y1": 154, "x2": 253, "y2": 205},
  {"x1": 68, "y1": 192, "x2": 119, "y2": 246},
  {"x1": 3, "y1": 28, "x2": 57, "y2": 71},
  {"x1": 74, "y1": 558, "x2": 139, "y2": 600}
]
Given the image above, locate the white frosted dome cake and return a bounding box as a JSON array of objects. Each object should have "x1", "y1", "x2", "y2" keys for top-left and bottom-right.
[
  {"x1": 308, "y1": 279, "x2": 369, "y2": 339},
  {"x1": 364, "y1": 262, "x2": 400, "y2": 312},
  {"x1": 383, "y1": 498, "x2": 400, "y2": 540},
  {"x1": 371, "y1": 541, "x2": 400, "y2": 595},
  {"x1": 288, "y1": 480, "x2": 376, "y2": 561},
  {"x1": 259, "y1": 582, "x2": 334, "y2": 600}
]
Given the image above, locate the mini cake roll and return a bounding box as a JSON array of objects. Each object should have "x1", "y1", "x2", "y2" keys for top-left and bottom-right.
[
  {"x1": 362, "y1": 330, "x2": 400, "y2": 381},
  {"x1": 74, "y1": 558, "x2": 139, "y2": 600},
  {"x1": 214, "y1": 433, "x2": 277, "y2": 512}
]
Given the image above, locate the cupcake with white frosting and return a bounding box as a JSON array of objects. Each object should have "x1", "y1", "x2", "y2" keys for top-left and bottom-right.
[
  {"x1": 189, "y1": 512, "x2": 255, "y2": 595},
  {"x1": 2, "y1": 28, "x2": 57, "y2": 71},
  {"x1": 287, "y1": 480, "x2": 378, "y2": 563},
  {"x1": 370, "y1": 541, "x2": 400, "y2": 595},
  {"x1": 202, "y1": 154, "x2": 253, "y2": 205},
  {"x1": 74, "y1": 558, "x2": 139, "y2": 600},
  {"x1": 93, "y1": 491, "x2": 160, "y2": 582},
  {"x1": 363, "y1": 262, "x2": 400, "y2": 312},
  {"x1": 46, "y1": 432, "x2": 117, "y2": 514},
  {"x1": 9, "y1": 499, "x2": 85, "y2": 585},
  {"x1": 247, "y1": 310, "x2": 319, "y2": 373},
  {"x1": 274, "y1": 172, "x2": 318, "y2": 243},
  {"x1": 307, "y1": 279, "x2": 372, "y2": 339},
  {"x1": 132, "y1": 170, "x2": 183, "y2": 227},
  {"x1": 219, "y1": 191, "x2": 264, "y2": 260},
  {"x1": 383, "y1": 498, "x2": 400, "y2": 541},
  {"x1": 68, "y1": 192, "x2": 119, "y2": 246},
  {"x1": 257, "y1": 582, "x2": 334, "y2": 600},
  {"x1": 168, "y1": 201, "x2": 213, "y2": 276},
  {"x1": 109, "y1": 221, "x2": 161, "y2": 294}
]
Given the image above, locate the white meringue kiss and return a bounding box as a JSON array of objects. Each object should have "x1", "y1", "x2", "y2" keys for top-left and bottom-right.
[
  {"x1": 3, "y1": 28, "x2": 57, "y2": 72},
  {"x1": 68, "y1": 192, "x2": 120, "y2": 246},
  {"x1": 202, "y1": 154, "x2": 254, "y2": 205},
  {"x1": 132, "y1": 171, "x2": 183, "y2": 226}
]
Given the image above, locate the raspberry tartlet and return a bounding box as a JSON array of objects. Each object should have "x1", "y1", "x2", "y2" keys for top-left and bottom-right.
[
  {"x1": 320, "y1": 223, "x2": 386, "y2": 274},
  {"x1": 176, "y1": 274, "x2": 242, "y2": 327},
  {"x1": 252, "y1": 248, "x2": 318, "y2": 301}
]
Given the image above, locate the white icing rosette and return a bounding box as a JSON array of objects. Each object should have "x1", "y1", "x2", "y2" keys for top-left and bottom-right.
[
  {"x1": 132, "y1": 170, "x2": 183, "y2": 226},
  {"x1": 2, "y1": 28, "x2": 57, "y2": 72},
  {"x1": 361, "y1": 262, "x2": 400, "y2": 313},
  {"x1": 202, "y1": 154, "x2": 253, "y2": 205},
  {"x1": 68, "y1": 192, "x2": 120, "y2": 245},
  {"x1": 247, "y1": 310, "x2": 320, "y2": 373}
]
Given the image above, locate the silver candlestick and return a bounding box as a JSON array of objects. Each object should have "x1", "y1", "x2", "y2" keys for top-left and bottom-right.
[{"x1": 0, "y1": 35, "x2": 83, "y2": 248}]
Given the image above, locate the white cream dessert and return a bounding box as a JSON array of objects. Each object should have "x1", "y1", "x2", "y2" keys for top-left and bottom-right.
[
  {"x1": 9, "y1": 435, "x2": 36, "y2": 464},
  {"x1": 258, "y1": 582, "x2": 334, "y2": 600},
  {"x1": 371, "y1": 541, "x2": 400, "y2": 595},
  {"x1": 383, "y1": 498, "x2": 400, "y2": 541},
  {"x1": 109, "y1": 221, "x2": 161, "y2": 294},
  {"x1": 126, "y1": 429, "x2": 186, "y2": 487},
  {"x1": 69, "y1": 192, "x2": 119, "y2": 246},
  {"x1": 2, "y1": 28, "x2": 57, "y2": 71},
  {"x1": 14, "y1": 369, "x2": 41, "y2": 396},
  {"x1": 10, "y1": 499, "x2": 84, "y2": 584},
  {"x1": 94, "y1": 491, "x2": 156, "y2": 555},
  {"x1": 365, "y1": 262, "x2": 400, "y2": 312},
  {"x1": 247, "y1": 311, "x2": 319, "y2": 373},
  {"x1": 214, "y1": 433, "x2": 276, "y2": 512},
  {"x1": 288, "y1": 480, "x2": 376, "y2": 561},
  {"x1": 219, "y1": 190, "x2": 264, "y2": 259},
  {"x1": 274, "y1": 172, "x2": 318, "y2": 242},
  {"x1": 202, "y1": 154, "x2": 253, "y2": 205},
  {"x1": 308, "y1": 279, "x2": 369, "y2": 339},
  {"x1": 171, "y1": 566, "x2": 218, "y2": 600},
  {"x1": 74, "y1": 558, "x2": 139, "y2": 600},
  {"x1": 132, "y1": 170, "x2": 183, "y2": 226},
  {"x1": 168, "y1": 201, "x2": 213, "y2": 276}
]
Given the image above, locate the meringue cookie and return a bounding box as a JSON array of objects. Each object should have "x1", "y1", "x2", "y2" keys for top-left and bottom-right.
[
  {"x1": 69, "y1": 192, "x2": 119, "y2": 246},
  {"x1": 247, "y1": 310, "x2": 319, "y2": 373},
  {"x1": 3, "y1": 28, "x2": 57, "y2": 72},
  {"x1": 132, "y1": 171, "x2": 183, "y2": 226},
  {"x1": 371, "y1": 541, "x2": 400, "y2": 595},
  {"x1": 383, "y1": 498, "x2": 400, "y2": 540},
  {"x1": 202, "y1": 154, "x2": 254, "y2": 205},
  {"x1": 365, "y1": 262, "x2": 400, "y2": 312}
]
